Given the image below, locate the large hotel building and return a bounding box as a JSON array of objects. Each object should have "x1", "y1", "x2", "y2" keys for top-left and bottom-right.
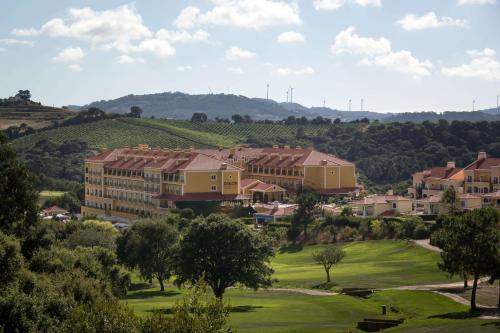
[{"x1": 81, "y1": 144, "x2": 358, "y2": 221}]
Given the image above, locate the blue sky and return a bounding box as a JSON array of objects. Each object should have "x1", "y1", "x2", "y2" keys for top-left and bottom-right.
[{"x1": 1, "y1": 0, "x2": 499, "y2": 113}]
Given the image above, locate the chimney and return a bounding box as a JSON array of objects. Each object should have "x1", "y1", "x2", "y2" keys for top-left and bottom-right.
[
  {"x1": 320, "y1": 159, "x2": 327, "y2": 166},
  {"x1": 446, "y1": 161, "x2": 455, "y2": 169},
  {"x1": 229, "y1": 147, "x2": 236, "y2": 156},
  {"x1": 220, "y1": 163, "x2": 228, "y2": 170},
  {"x1": 296, "y1": 146, "x2": 302, "y2": 150},
  {"x1": 386, "y1": 189, "x2": 394, "y2": 196},
  {"x1": 272, "y1": 144, "x2": 278, "y2": 149},
  {"x1": 218, "y1": 146, "x2": 223, "y2": 151},
  {"x1": 478, "y1": 151, "x2": 487, "y2": 160},
  {"x1": 284, "y1": 145, "x2": 290, "y2": 150}
]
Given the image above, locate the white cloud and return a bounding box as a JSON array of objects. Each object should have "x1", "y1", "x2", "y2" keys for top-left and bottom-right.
[
  {"x1": 373, "y1": 51, "x2": 433, "y2": 77},
  {"x1": 274, "y1": 66, "x2": 314, "y2": 76},
  {"x1": 277, "y1": 31, "x2": 305, "y2": 43},
  {"x1": 68, "y1": 64, "x2": 82, "y2": 72},
  {"x1": 115, "y1": 55, "x2": 144, "y2": 64},
  {"x1": 224, "y1": 46, "x2": 256, "y2": 60},
  {"x1": 156, "y1": 29, "x2": 210, "y2": 43},
  {"x1": 52, "y1": 47, "x2": 85, "y2": 63},
  {"x1": 177, "y1": 65, "x2": 193, "y2": 71},
  {"x1": 314, "y1": 0, "x2": 381, "y2": 11},
  {"x1": 173, "y1": 0, "x2": 302, "y2": 30},
  {"x1": 466, "y1": 48, "x2": 496, "y2": 57},
  {"x1": 228, "y1": 67, "x2": 244, "y2": 74},
  {"x1": 331, "y1": 26, "x2": 390, "y2": 56},
  {"x1": 332, "y1": 26, "x2": 432, "y2": 78},
  {"x1": 11, "y1": 28, "x2": 40, "y2": 36},
  {"x1": 397, "y1": 12, "x2": 468, "y2": 31},
  {"x1": 0, "y1": 38, "x2": 34, "y2": 46},
  {"x1": 442, "y1": 48, "x2": 500, "y2": 81},
  {"x1": 458, "y1": 0, "x2": 496, "y2": 5}
]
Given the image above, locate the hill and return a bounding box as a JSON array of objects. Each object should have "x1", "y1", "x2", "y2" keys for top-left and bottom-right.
[
  {"x1": 383, "y1": 110, "x2": 500, "y2": 123},
  {"x1": 81, "y1": 92, "x2": 387, "y2": 121},
  {"x1": 0, "y1": 105, "x2": 76, "y2": 130}
]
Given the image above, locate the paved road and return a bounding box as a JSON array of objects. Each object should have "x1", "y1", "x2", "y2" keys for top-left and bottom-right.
[{"x1": 413, "y1": 239, "x2": 442, "y2": 252}]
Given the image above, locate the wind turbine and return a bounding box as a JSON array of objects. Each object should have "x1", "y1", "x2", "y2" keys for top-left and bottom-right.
[
  {"x1": 286, "y1": 90, "x2": 289, "y2": 103},
  {"x1": 348, "y1": 99, "x2": 352, "y2": 112},
  {"x1": 473, "y1": 99, "x2": 476, "y2": 112},
  {"x1": 361, "y1": 98, "x2": 364, "y2": 112},
  {"x1": 266, "y1": 84, "x2": 269, "y2": 100},
  {"x1": 290, "y1": 87, "x2": 294, "y2": 104},
  {"x1": 497, "y1": 94, "x2": 499, "y2": 109}
]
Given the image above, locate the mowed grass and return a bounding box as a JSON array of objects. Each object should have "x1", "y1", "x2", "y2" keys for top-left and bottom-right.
[
  {"x1": 272, "y1": 240, "x2": 456, "y2": 289},
  {"x1": 124, "y1": 284, "x2": 497, "y2": 333},
  {"x1": 121, "y1": 240, "x2": 499, "y2": 332},
  {"x1": 38, "y1": 190, "x2": 66, "y2": 206}
]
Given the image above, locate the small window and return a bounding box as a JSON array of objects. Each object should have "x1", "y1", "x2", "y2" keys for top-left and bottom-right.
[
  {"x1": 392, "y1": 202, "x2": 397, "y2": 209},
  {"x1": 211, "y1": 174, "x2": 217, "y2": 181},
  {"x1": 211, "y1": 185, "x2": 217, "y2": 191},
  {"x1": 467, "y1": 176, "x2": 472, "y2": 182}
]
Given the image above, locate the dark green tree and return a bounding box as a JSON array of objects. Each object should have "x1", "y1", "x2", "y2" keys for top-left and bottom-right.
[
  {"x1": 433, "y1": 207, "x2": 500, "y2": 310},
  {"x1": 440, "y1": 187, "x2": 458, "y2": 216},
  {"x1": 292, "y1": 188, "x2": 318, "y2": 241},
  {"x1": 0, "y1": 134, "x2": 38, "y2": 235},
  {"x1": 129, "y1": 106, "x2": 143, "y2": 118},
  {"x1": 117, "y1": 220, "x2": 178, "y2": 291},
  {"x1": 191, "y1": 112, "x2": 208, "y2": 123},
  {"x1": 17, "y1": 89, "x2": 31, "y2": 101},
  {"x1": 312, "y1": 246, "x2": 345, "y2": 283},
  {"x1": 176, "y1": 214, "x2": 274, "y2": 298},
  {"x1": 0, "y1": 230, "x2": 24, "y2": 286}
]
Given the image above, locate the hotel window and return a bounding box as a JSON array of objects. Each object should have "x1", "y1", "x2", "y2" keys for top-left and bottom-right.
[
  {"x1": 211, "y1": 185, "x2": 217, "y2": 192},
  {"x1": 467, "y1": 175, "x2": 472, "y2": 182},
  {"x1": 211, "y1": 174, "x2": 217, "y2": 181},
  {"x1": 494, "y1": 177, "x2": 499, "y2": 184},
  {"x1": 392, "y1": 202, "x2": 397, "y2": 209}
]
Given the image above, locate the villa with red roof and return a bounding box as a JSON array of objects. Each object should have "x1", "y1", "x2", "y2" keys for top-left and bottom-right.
[{"x1": 408, "y1": 161, "x2": 464, "y2": 199}]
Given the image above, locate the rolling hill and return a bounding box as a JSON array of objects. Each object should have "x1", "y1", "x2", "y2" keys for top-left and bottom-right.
[{"x1": 0, "y1": 105, "x2": 76, "y2": 130}]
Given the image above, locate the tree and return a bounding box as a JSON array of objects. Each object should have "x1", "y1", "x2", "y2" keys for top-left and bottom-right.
[
  {"x1": 292, "y1": 188, "x2": 318, "y2": 241},
  {"x1": 62, "y1": 298, "x2": 139, "y2": 333},
  {"x1": 117, "y1": 220, "x2": 178, "y2": 291},
  {"x1": 433, "y1": 208, "x2": 500, "y2": 310},
  {"x1": 0, "y1": 134, "x2": 38, "y2": 235},
  {"x1": 0, "y1": 230, "x2": 24, "y2": 286},
  {"x1": 231, "y1": 114, "x2": 244, "y2": 123},
  {"x1": 129, "y1": 106, "x2": 143, "y2": 118},
  {"x1": 191, "y1": 112, "x2": 208, "y2": 123},
  {"x1": 17, "y1": 90, "x2": 31, "y2": 101},
  {"x1": 176, "y1": 214, "x2": 274, "y2": 298},
  {"x1": 140, "y1": 280, "x2": 233, "y2": 333},
  {"x1": 340, "y1": 206, "x2": 353, "y2": 217},
  {"x1": 312, "y1": 246, "x2": 345, "y2": 283},
  {"x1": 440, "y1": 187, "x2": 458, "y2": 216}
]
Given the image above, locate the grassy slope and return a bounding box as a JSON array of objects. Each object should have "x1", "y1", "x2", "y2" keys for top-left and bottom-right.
[
  {"x1": 38, "y1": 190, "x2": 66, "y2": 206},
  {"x1": 123, "y1": 240, "x2": 496, "y2": 333},
  {"x1": 12, "y1": 118, "x2": 238, "y2": 150},
  {"x1": 272, "y1": 240, "x2": 456, "y2": 289},
  {"x1": 0, "y1": 105, "x2": 76, "y2": 129}
]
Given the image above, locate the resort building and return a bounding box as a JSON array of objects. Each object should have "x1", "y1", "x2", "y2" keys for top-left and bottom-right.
[
  {"x1": 414, "y1": 193, "x2": 482, "y2": 215},
  {"x1": 463, "y1": 152, "x2": 500, "y2": 195},
  {"x1": 82, "y1": 144, "x2": 359, "y2": 221},
  {"x1": 350, "y1": 192, "x2": 412, "y2": 217},
  {"x1": 198, "y1": 145, "x2": 359, "y2": 197},
  {"x1": 408, "y1": 161, "x2": 463, "y2": 199}
]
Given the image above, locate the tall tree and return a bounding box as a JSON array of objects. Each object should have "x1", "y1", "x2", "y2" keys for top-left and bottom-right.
[
  {"x1": 0, "y1": 134, "x2": 38, "y2": 235},
  {"x1": 117, "y1": 220, "x2": 178, "y2": 291},
  {"x1": 175, "y1": 214, "x2": 274, "y2": 298},
  {"x1": 129, "y1": 106, "x2": 143, "y2": 118},
  {"x1": 17, "y1": 90, "x2": 31, "y2": 101},
  {"x1": 191, "y1": 112, "x2": 208, "y2": 123},
  {"x1": 440, "y1": 187, "x2": 458, "y2": 216},
  {"x1": 292, "y1": 188, "x2": 318, "y2": 241},
  {"x1": 312, "y1": 246, "x2": 345, "y2": 283},
  {"x1": 433, "y1": 207, "x2": 500, "y2": 310}
]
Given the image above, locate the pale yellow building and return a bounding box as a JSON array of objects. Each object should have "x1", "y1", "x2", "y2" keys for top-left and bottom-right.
[
  {"x1": 413, "y1": 193, "x2": 482, "y2": 215},
  {"x1": 350, "y1": 193, "x2": 412, "y2": 217},
  {"x1": 408, "y1": 161, "x2": 464, "y2": 199},
  {"x1": 463, "y1": 152, "x2": 500, "y2": 194}
]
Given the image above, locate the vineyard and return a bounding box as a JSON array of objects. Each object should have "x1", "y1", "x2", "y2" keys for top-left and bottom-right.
[
  {"x1": 12, "y1": 118, "x2": 331, "y2": 150},
  {"x1": 12, "y1": 119, "x2": 230, "y2": 150}
]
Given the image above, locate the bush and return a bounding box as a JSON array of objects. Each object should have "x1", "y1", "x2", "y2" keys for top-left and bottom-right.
[
  {"x1": 287, "y1": 227, "x2": 301, "y2": 243},
  {"x1": 413, "y1": 223, "x2": 430, "y2": 240},
  {"x1": 179, "y1": 208, "x2": 195, "y2": 219}
]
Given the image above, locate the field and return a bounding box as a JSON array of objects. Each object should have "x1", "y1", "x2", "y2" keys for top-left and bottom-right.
[
  {"x1": 38, "y1": 190, "x2": 66, "y2": 206},
  {"x1": 122, "y1": 240, "x2": 498, "y2": 332},
  {"x1": 0, "y1": 105, "x2": 76, "y2": 130},
  {"x1": 11, "y1": 118, "x2": 330, "y2": 150},
  {"x1": 272, "y1": 240, "x2": 456, "y2": 289}
]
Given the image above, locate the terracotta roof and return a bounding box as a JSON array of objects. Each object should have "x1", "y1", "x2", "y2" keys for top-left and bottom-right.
[
  {"x1": 43, "y1": 205, "x2": 68, "y2": 214},
  {"x1": 256, "y1": 205, "x2": 296, "y2": 217},
  {"x1": 313, "y1": 187, "x2": 361, "y2": 195},
  {"x1": 240, "y1": 178, "x2": 261, "y2": 188},
  {"x1": 154, "y1": 193, "x2": 248, "y2": 202},
  {"x1": 88, "y1": 147, "x2": 241, "y2": 173},
  {"x1": 250, "y1": 183, "x2": 286, "y2": 192},
  {"x1": 465, "y1": 157, "x2": 500, "y2": 171},
  {"x1": 351, "y1": 195, "x2": 409, "y2": 205},
  {"x1": 422, "y1": 167, "x2": 463, "y2": 180}
]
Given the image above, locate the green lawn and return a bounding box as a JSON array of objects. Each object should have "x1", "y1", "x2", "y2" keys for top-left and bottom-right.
[
  {"x1": 121, "y1": 240, "x2": 499, "y2": 332},
  {"x1": 38, "y1": 190, "x2": 66, "y2": 205},
  {"x1": 272, "y1": 240, "x2": 457, "y2": 289}
]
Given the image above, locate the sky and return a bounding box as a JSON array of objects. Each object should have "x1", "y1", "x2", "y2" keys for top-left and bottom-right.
[{"x1": 1, "y1": 0, "x2": 499, "y2": 113}]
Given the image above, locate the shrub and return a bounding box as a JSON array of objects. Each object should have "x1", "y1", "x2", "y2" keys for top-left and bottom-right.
[{"x1": 413, "y1": 223, "x2": 430, "y2": 240}]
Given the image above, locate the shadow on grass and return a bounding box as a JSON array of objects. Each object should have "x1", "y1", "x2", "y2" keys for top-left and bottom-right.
[
  {"x1": 146, "y1": 308, "x2": 174, "y2": 314},
  {"x1": 230, "y1": 305, "x2": 264, "y2": 313},
  {"x1": 125, "y1": 290, "x2": 181, "y2": 300},
  {"x1": 312, "y1": 282, "x2": 339, "y2": 290},
  {"x1": 129, "y1": 282, "x2": 153, "y2": 291},
  {"x1": 481, "y1": 322, "x2": 500, "y2": 328},
  {"x1": 279, "y1": 243, "x2": 303, "y2": 254},
  {"x1": 428, "y1": 310, "x2": 482, "y2": 320}
]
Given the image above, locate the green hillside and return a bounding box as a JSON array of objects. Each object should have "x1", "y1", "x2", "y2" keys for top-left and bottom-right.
[
  {"x1": 0, "y1": 105, "x2": 76, "y2": 130},
  {"x1": 12, "y1": 118, "x2": 239, "y2": 150}
]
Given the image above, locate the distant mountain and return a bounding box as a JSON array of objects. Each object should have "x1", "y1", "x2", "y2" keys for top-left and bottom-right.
[
  {"x1": 80, "y1": 91, "x2": 500, "y2": 123},
  {"x1": 81, "y1": 92, "x2": 387, "y2": 121}
]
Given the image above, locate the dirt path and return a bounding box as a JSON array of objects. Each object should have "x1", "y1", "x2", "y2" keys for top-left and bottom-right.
[
  {"x1": 413, "y1": 239, "x2": 441, "y2": 252},
  {"x1": 265, "y1": 288, "x2": 338, "y2": 296}
]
